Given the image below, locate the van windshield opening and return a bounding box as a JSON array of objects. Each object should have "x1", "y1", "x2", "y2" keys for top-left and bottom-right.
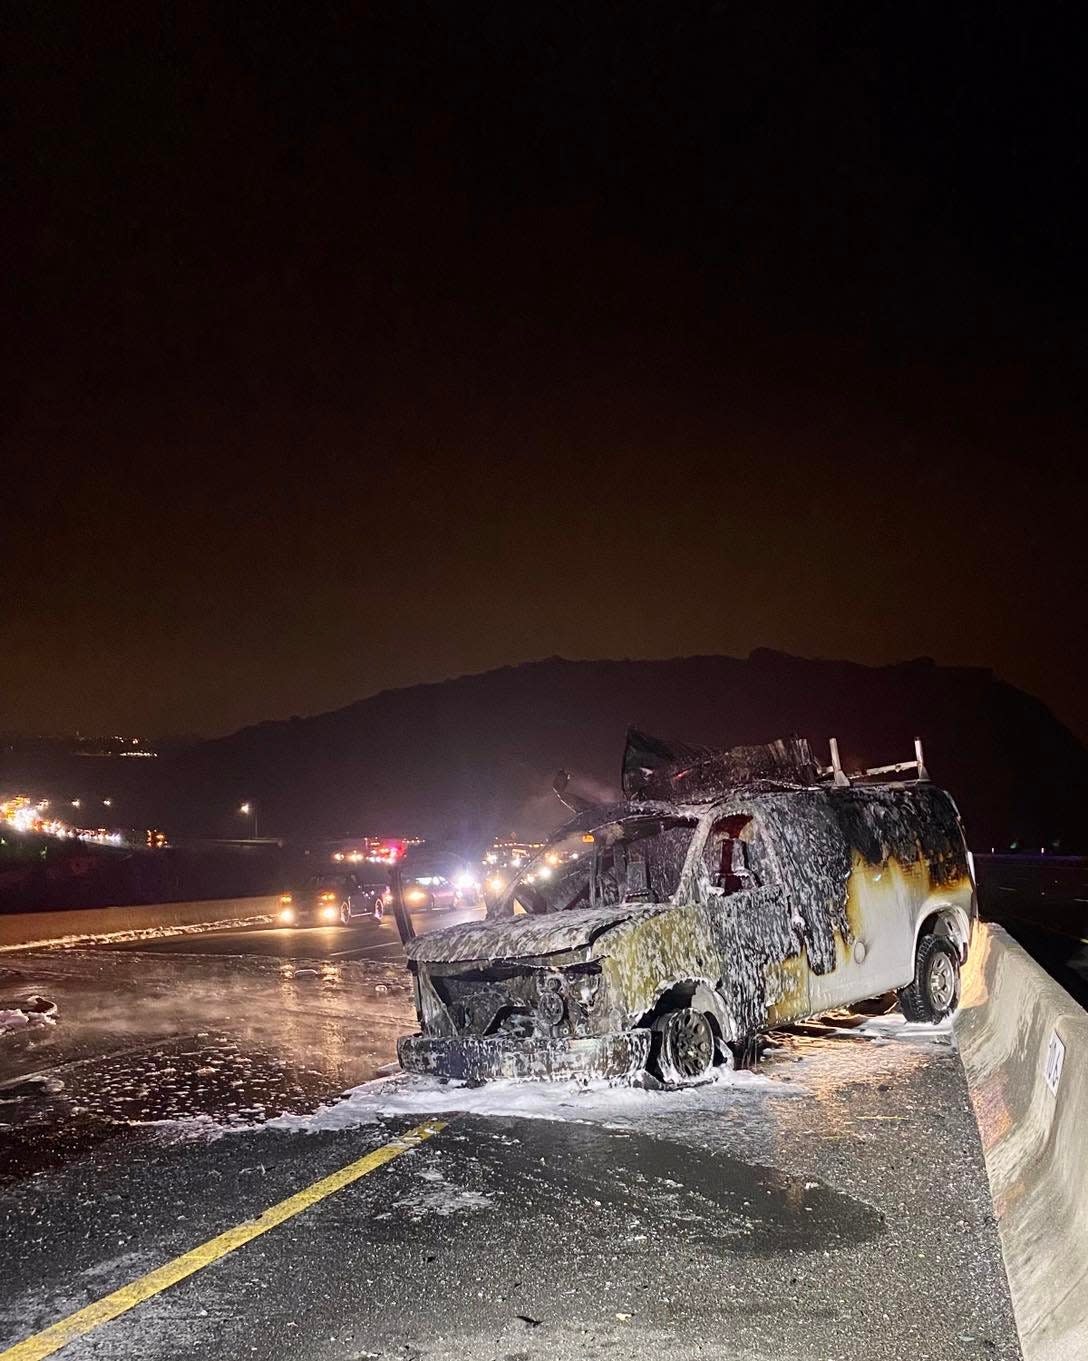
[{"x1": 496, "y1": 815, "x2": 696, "y2": 916}]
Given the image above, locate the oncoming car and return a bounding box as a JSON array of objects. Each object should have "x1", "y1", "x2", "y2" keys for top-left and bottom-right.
[
  {"x1": 399, "y1": 853, "x2": 481, "y2": 911},
  {"x1": 396, "y1": 732, "x2": 977, "y2": 1085},
  {"x1": 399, "y1": 874, "x2": 459, "y2": 913},
  {"x1": 278, "y1": 871, "x2": 387, "y2": 927}
]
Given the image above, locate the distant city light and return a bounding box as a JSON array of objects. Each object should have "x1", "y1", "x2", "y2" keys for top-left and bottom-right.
[{"x1": 0, "y1": 795, "x2": 126, "y2": 847}]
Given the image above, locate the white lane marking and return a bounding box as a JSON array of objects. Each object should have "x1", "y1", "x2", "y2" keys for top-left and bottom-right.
[{"x1": 328, "y1": 940, "x2": 405, "y2": 959}]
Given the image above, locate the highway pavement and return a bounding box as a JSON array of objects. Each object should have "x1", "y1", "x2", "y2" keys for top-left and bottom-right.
[{"x1": 0, "y1": 906, "x2": 1023, "y2": 1360}]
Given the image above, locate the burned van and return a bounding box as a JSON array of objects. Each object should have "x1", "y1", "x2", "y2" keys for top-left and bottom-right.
[{"x1": 396, "y1": 732, "x2": 977, "y2": 1084}]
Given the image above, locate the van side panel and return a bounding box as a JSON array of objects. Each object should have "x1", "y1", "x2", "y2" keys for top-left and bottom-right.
[
  {"x1": 807, "y1": 850, "x2": 917, "y2": 1009},
  {"x1": 761, "y1": 784, "x2": 973, "y2": 1018}
]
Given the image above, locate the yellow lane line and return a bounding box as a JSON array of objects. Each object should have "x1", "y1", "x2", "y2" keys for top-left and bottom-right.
[{"x1": 1, "y1": 1119, "x2": 447, "y2": 1361}]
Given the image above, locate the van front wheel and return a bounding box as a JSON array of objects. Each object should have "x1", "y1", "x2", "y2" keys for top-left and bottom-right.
[
  {"x1": 651, "y1": 1008, "x2": 715, "y2": 1085},
  {"x1": 899, "y1": 934, "x2": 960, "y2": 1023}
]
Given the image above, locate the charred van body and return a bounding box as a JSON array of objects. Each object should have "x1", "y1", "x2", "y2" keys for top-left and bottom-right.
[{"x1": 397, "y1": 732, "x2": 977, "y2": 1085}]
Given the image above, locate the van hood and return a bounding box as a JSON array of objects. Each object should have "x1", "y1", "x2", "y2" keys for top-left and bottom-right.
[{"x1": 404, "y1": 904, "x2": 669, "y2": 964}]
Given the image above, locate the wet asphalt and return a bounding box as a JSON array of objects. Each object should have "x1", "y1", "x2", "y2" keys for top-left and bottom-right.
[{"x1": 0, "y1": 913, "x2": 1023, "y2": 1360}]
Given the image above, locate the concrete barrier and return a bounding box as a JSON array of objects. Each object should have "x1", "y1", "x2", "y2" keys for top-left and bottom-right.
[
  {"x1": 0, "y1": 896, "x2": 276, "y2": 952},
  {"x1": 956, "y1": 922, "x2": 1088, "y2": 1361}
]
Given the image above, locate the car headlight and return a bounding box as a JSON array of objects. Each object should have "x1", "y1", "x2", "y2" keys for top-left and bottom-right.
[
  {"x1": 279, "y1": 907, "x2": 296, "y2": 924},
  {"x1": 279, "y1": 893, "x2": 293, "y2": 905},
  {"x1": 405, "y1": 888, "x2": 427, "y2": 905},
  {"x1": 322, "y1": 905, "x2": 338, "y2": 921}
]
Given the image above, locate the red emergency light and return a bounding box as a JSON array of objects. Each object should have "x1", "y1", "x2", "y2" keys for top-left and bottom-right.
[{"x1": 371, "y1": 838, "x2": 406, "y2": 864}]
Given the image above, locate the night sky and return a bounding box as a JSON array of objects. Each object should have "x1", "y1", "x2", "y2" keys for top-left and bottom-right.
[{"x1": 5, "y1": 4, "x2": 1086, "y2": 741}]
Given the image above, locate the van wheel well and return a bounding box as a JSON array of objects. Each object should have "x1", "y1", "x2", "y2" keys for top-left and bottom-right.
[
  {"x1": 641, "y1": 981, "x2": 733, "y2": 1053},
  {"x1": 918, "y1": 909, "x2": 968, "y2": 962},
  {"x1": 644, "y1": 980, "x2": 696, "y2": 1021}
]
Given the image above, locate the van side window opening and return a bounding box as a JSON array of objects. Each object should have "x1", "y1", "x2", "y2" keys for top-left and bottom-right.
[{"x1": 703, "y1": 814, "x2": 761, "y2": 894}]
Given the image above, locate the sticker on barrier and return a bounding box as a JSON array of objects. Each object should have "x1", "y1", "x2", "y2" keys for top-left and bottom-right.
[{"x1": 1044, "y1": 1028, "x2": 1065, "y2": 1095}]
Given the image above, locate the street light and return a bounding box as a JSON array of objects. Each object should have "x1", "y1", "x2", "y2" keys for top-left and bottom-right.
[
  {"x1": 239, "y1": 802, "x2": 258, "y2": 837},
  {"x1": 103, "y1": 798, "x2": 112, "y2": 807}
]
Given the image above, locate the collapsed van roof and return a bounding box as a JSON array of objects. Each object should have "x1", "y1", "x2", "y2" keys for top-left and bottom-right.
[
  {"x1": 622, "y1": 729, "x2": 820, "y2": 802},
  {"x1": 620, "y1": 728, "x2": 931, "y2": 803}
]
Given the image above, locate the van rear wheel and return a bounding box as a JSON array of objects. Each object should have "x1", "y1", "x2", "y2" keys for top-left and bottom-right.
[
  {"x1": 899, "y1": 933, "x2": 960, "y2": 1023},
  {"x1": 651, "y1": 1008, "x2": 715, "y2": 1085}
]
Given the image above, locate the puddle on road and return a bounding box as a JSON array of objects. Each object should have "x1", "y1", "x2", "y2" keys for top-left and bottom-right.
[{"x1": 436, "y1": 1116, "x2": 886, "y2": 1256}]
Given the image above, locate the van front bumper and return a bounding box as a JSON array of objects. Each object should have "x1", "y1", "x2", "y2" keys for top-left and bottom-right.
[{"x1": 397, "y1": 1029, "x2": 651, "y2": 1083}]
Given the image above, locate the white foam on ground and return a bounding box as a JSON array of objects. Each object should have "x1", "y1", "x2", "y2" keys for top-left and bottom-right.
[
  {"x1": 134, "y1": 1017, "x2": 953, "y2": 1146},
  {"x1": 129, "y1": 1112, "x2": 246, "y2": 1140},
  {"x1": 391, "y1": 1175, "x2": 494, "y2": 1219},
  {"x1": 140, "y1": 1061, "x2": 801, "y2": 1143},
  {"x1": 856, "y1": 1013, "x2": 955, "y2": 1046},
  {"x1": 263, "y1": 1062, "x2": 800, "y2": 1136},
  {"x1": 0, "y1": 996, "x2": 58, "y2": 1036},
  {"x1": 0, "y1": 1008, "x2": 50, "y2": 1035}
]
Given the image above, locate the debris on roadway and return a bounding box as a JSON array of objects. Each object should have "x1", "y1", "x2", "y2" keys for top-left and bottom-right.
[{"x1": 0, "y1": 994, "x2": 57, "y2": 1037}]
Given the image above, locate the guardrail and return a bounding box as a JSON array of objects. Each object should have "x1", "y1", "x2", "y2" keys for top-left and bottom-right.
[
  {"x1": 956, "y1": 922, "x2": 1088, "y2": 1361},
  {"x1": 0, "y1": 896, "x2": 276, "y2": 952}
]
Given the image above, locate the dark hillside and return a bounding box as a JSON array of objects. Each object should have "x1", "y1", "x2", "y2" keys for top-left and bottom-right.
[{"x1": 159, "y1": 652, "x2": 1088, "y2": 852}]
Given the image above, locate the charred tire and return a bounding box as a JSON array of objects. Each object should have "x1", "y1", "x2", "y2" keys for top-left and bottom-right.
[
  {"x1": 898, "y1": 933, "x2": 961, "y2": 1022},
  {"x1": 651, "y1": 1008, "x2": 715, "y2": 1085}
]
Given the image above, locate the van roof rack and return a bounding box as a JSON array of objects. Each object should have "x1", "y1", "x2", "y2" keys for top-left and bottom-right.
[{"x1": 821, "y1": 737, "x2": 929, "y2": 787}]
